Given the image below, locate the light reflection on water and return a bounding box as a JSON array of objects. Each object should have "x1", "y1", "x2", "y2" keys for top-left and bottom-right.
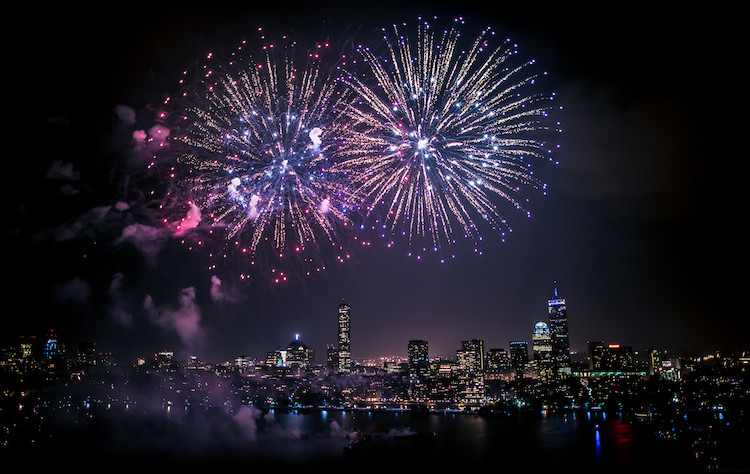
[
  {"x1": 4, "y1": 404, "x2": 705, "y2": 473},
  {"x1": 255, "y1": 409, "x2": 698, "y2": 472}
]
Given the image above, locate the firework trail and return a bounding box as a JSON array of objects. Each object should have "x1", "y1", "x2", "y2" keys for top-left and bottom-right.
[
  {"x1": 154, "y1": 31, "x2": 361, "y2": 282},
  {"x1": 334, "y1": 17, "x2": 560, "y2": 260}
]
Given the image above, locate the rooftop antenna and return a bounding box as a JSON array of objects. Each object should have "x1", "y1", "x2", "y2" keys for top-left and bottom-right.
[{"x1": 553, "y1": 280, "x2": 558, "y2": 297}]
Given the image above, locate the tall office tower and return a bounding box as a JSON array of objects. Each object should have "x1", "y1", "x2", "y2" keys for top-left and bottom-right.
[
  {"x1": 509, "y1": 341, "x2": 529, "y2": 371},
  {"x1": 337, "y1": 302, "x2": 351, "y2": 373},
  {"x1": 548, "y1": 282, "x2": 571, "y2": 377},
  {"x1": 408, "y1": 340, "x2": 429, "y2": 379},
  {"x1": 460, "y1": 339, "x2": 485, "y2": 372},
  {"x1": 533, "y1": 321, "x2": 553, "y2": 381}
]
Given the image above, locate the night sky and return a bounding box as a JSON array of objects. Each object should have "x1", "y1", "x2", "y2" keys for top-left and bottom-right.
[{"x1": 5, "y1": 2, "x2": 744, "y2": 364}]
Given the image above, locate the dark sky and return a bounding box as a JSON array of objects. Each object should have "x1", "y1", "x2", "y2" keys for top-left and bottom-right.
[{"x1": 5, "y1": 2, "x2": 744, "y2": 363}]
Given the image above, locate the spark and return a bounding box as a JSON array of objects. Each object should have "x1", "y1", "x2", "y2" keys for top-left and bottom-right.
[
  {"x1": 332, "y1": 17, "x2": 559, "y2": 255},
  {"x1": 155, "y1": 33, "x2": 359, "y2": 280}
]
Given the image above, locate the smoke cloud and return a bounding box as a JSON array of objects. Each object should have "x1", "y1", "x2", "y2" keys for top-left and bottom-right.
[
  {"x1": 173, "y1": 203, "x2": 201, "y2": 236},
  {"x1": 46, "y1": 160, "x2": 80, "y2": 181},
  {"x1": 114, "y1": 104, "x2": 136, "y2": 125},
  {"x1": 116, "y1": 223, "x2": 168, "y2": 261},
  {"x1": 53, "y1": 276, "x2": 92, "y2": 305},
  {"x1": 144, "y1": 287, "x2": 205, "y2": 348},
  {"x1": 210, "y1": 275, "x2": 237, "y2": 303},
  {"x1": 107, "y1": 272, "x2": 133, "y2": 327}
]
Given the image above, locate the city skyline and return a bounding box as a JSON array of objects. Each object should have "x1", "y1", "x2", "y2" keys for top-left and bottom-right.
[
  {"x1": 4, "y1": 2, "x2": 743, "y2": 366},
  {"x1": 4, "y1": 283, "x2": 733, "y2": 368}
]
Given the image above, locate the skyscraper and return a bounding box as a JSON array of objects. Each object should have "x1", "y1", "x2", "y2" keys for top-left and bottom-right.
[
  {"x1": 532, "y1": 321, "x2": 553, "y2": 381},
  {"x1": 509, "y1": 340, "x2": 529, "y2": 374},
  {"x1": 337, "y1": 302, "x2": 351, "y2": 373},
  {"x1": 408, "y1": 340, "x2": 429, "y2": 379},
  {"x1": 548, "y1": 282, "x2": 571, "y2": 377},
  {"x1": 458, "y1": 338, "x2": 485, "y2": 373}
]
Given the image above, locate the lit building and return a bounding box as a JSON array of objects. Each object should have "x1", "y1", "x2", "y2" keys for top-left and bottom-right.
[
  {"x1": 588, "y1": 341, "x2": 605, "y2": 370},
  {"x1": 235, "y1": 356, "x2": 252, "y2": 370},
  {"x1": 76, "y1": 341, "x2": 96, "y2": 370},
  {"x1": 459, "y1": 339, "x2": 485, "y2": 372},
  {"x1": 437, "y1": 359, "x2": 457, "y2": 378},
  {"x1": 648, "y1": 348, "x2": 666, "y2": 376},
  {"x1": 485, "y1": 348, "x2": 513, "y2": 382},
  {"x1": 338, "y1": 302, "x2": 351, "y2": 373},
  {"x1": 408, "y1": 340, "x2": 429, "y2": 379},
  {"x1": 286, "y1": 334, "x2": 315, "y2": 370},
  {"x1": 548, "y1": 282, "x2": 571, "y2": 377},
  {"x1": 455, "y1": 341, "x2": 486, "y2": 405},
  {"x1": 601, "y1": 344, "x2": 635, "y2": 371},
  {"x1": 456, "y1": 371, "x2": 485, "y2": 407},
  {"x1": 509, "y1": 341, "x2": 529, "y2": 373},
  {"x1": 326, "y1": 344, "x2": 338, "y2": 370},
  {"x1": 19, "y1": 336, "x2": 34, "y2": 360},
  {"x1": 486, "y1": 348, "x2": 511, "y2": 370},
  {"x1": 43, "y1": 330, "x2": 61, "y2": 360},
  {"x1": 156, "y1": 351, "x2": 174, "y2": 369},
  {"x1": 265, "y1": 350, "x2": 282, "y2": 367},
  {"x1": 532, "y1": 321, "x2": 553, "y2": 381},
  {"x1": 575, "y1": 342, "x2": 644, "y2": 377},
  {"x1": 186, "y1": 355, "x2": 201, "y2": 369}
]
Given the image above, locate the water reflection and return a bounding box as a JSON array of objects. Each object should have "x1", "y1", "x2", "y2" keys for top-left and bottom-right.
[
  {"x1": 255, "y1": 409, "x2": 700, "y2": 472},
  {"x1": 5, "y1": 404, "x2": 708, "y2": 473}
]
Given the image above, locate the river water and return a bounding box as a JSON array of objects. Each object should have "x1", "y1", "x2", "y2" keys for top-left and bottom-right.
[
  {"x1": 232, "y1": 408, "x2": 701, "y2": 473},
  {"x1": 9, "y1": 405, "x2": 707, "y2": 473}
]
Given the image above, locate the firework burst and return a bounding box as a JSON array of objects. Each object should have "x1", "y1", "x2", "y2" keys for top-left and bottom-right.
[
  {"x1": 335, "y1": 17, "x2": 561, "y2": 259},
  {"x1": 155, "y1": 31, "x2": 360, "y2": 282}
]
